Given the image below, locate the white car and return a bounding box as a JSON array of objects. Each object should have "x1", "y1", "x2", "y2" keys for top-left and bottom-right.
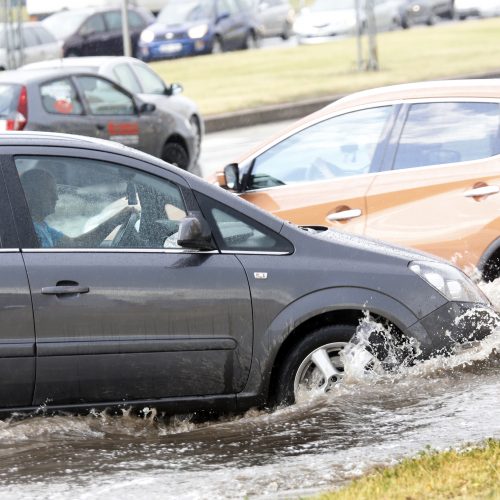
[
  {"x1": 0, "y1": 22, "x2": 61, "y2": 70},
  {"x1": 455, "y1": 0, "x2": 500, "y2": 19},
  {"x1": 293, "y1": 0, "x2": 400, "y2": 42}
]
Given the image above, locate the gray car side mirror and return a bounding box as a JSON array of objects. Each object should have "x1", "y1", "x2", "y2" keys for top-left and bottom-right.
[
  {"x1": 177, "y1": 214, "x2": 214, "y2": 250},
  {"x1": 139, "y1": 102, "x2": 156, "y2": 113}
]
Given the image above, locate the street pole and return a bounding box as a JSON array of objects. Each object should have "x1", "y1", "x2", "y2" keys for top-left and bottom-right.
[
  {"x1": 121, "y1": 0, "x2": 131, "y2": 57},
  {"x1": 354, "y1": 0, "x2": 363, "y2": 71},
  {"x1": 365, "y1": 0, "x2": 379, "y2": 71}
]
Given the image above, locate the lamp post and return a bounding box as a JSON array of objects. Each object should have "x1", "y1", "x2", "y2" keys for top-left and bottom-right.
[{"x1": 121, "y1": 0, "x2": 131, "y2": 57}]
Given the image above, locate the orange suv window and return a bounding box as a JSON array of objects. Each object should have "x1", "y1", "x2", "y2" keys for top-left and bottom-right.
[
  {"x1": 248, "y1": 106, "x2": 392, "y2": 190},
  {"x1": 394, "y1": 102, "x2": 500, "y2": 170}
]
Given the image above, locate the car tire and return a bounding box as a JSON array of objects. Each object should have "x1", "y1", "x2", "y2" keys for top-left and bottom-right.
[
  {"x1": 162, "y1": 142, "x2": 189, "y2": 170},
  {"x1": 401, "y1": 15, "x2": 412, "y2": 29},
  {"x1": 211, "y1": 36, "x2": 223, "y2": 54},
  {"x1": 281, "y1": 21, "x2": 292, "y2": 40},
  {"x1": 273, "y1": 324, "x2": 356, "y2": 406},
  {"x1": 243, "y1": 30, "x2": 260, "y2": 50}
]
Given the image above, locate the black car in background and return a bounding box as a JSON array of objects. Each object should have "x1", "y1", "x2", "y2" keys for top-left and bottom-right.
[
  {"x1": 398, "y1": 0, "x2": 455, "y2": 27},
  {"x1": 0, "y1": 68, "x2": 197, "y2": 170},
  {"x1": 42, "y1": 6, "x2": 154, "y2": 58},
  {"x1": 0, "y1": 131, "x2": 495, "y2": 414}
]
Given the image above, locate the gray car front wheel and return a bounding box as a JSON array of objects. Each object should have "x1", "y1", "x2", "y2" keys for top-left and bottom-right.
[{"x1": 274, "y1": 324, "x2": 358, "y2": 406}]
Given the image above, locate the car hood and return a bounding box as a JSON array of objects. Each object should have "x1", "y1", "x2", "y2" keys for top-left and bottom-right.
[
  {"x1": 147, "y1": 20, "x2": 211, "y2": 35},
  {"x1": 310, "y1": 226, "x2": 440, "y2": 264}
]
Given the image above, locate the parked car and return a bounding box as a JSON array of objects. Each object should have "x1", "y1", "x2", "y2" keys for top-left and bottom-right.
[
  {"x1": 293, "y1": 0, "x2": 400, "y2": 42},
  {"x1": 0, "y1": 68, "x2": 197, "y2": 170},
  {"x1": 0, "y1": 22, "x2": 61, "y2": 70},
  {"x1": 455, "y1": 0, "x2": 500, "y2": 19},
  {"x1": 215, "y1": 80, "x2": 500, "y2": 282},
  {"x1": 0, "y1": 130, "x2": 495, "y2": 414},
  {"x1": 397, "y1": 0, "x2": 454, "y2": 28},
  {"x1": 251, "y1": 0, "x2": 295, "y2": 40},
  {"x1": 21, "y1": 56, "x2": 204, "y2": 166},
  {"x1": 138, "y1": 0, "x2": 261, "y2": 60},
  {"x1": 42, "y1": 6, "x2": 154, "y2": 57}
]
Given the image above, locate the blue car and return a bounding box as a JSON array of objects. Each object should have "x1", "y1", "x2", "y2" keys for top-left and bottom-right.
[{"x1": 138, "y1": 0, "x2": 261, "y2": 60}]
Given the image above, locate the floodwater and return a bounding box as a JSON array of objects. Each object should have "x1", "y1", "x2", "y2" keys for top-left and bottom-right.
[{"x1": 0, "y1": 284, "x2": 499, "y2": 499}]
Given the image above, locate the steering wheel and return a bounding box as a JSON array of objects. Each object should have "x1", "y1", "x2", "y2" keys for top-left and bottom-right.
[{"x1": 111, "y1": 212, "x2": 139, "y2": 247}]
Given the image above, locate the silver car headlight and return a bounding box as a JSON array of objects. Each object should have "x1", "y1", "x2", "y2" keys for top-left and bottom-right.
[{"x1": 409, "y1": 260, "x2": 489, "y2": 304}]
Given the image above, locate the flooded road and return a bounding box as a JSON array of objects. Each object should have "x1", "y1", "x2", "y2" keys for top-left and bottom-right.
[{"x1": 0, "y1": 284, "x2": 499, "y2": 499}]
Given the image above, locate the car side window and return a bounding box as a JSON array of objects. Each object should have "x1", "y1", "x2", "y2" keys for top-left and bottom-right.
[
  {"x1": 113, "y1": 64, "x2": 142, "y2": 94},
  {"x1": 15, "y1": 156, "x2": 188, "y2": 250},
  {"x1": 80, "y1": 14, "x2": 106, "y2": 36},
  {"x1": 103, "y1": 11, "x2": 122, "y2": 31},
  {"x1": 22, "y1": 27, "x2": 38, "y2": 47},
  {"x1": 40, "y1": 78, "x2": 83, "y2": 115},
  {"x1": 197, "y1": 192, "x2": 293, "y2": 253},
  {"x1": 128, "y1": 11, "x2": 146, "y2": 29},
  {"x1": 75, "y1": 76, "x2": 135, "y2": 115},
  {"x1": 33, "y1": 25, "x2": 56, "y2": 44},
  {"x1": 132, "y1": 63, "x2": 166, "y2": 94},
  {"x1": 248, "y1": 106, "x2": 392, "y2": 190},
  {"x1": 393, "y1": 102, "x2": 500, "y2": 169},
  {"x1": 217, "y1": 0, "x2": 237, "y2": 16}
]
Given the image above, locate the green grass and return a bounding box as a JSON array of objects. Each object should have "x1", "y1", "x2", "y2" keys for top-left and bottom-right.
[
  {"x1": 316, "y1": 439, "x2": 500, "y2": 499},
  {"x1": 150, "y1": 17, "x2": 500, "y2": 116}
]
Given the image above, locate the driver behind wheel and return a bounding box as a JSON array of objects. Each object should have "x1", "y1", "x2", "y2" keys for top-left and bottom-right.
[{"x1": 20, "y1": 168, "x2": 135, "y2": 248}]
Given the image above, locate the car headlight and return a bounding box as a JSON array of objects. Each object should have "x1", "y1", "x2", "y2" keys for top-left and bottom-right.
[
  {"x1": 140, "y1": 29, "x2": 155, "y2": 44},
  {"x1": 188, "y1": 24, "x2": 208, "y2": 39},
  {"x1": 409, "y1": 261, "x2": 489, "y2": 304}
]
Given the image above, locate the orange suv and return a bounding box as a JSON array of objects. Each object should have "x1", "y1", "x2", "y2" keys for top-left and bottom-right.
[{"x1": 217, "y1": 80, "x2": 500, "y2": 280}]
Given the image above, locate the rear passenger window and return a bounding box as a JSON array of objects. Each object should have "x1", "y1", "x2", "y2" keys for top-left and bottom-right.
[
  {"x1": 40, "y1": 78, "x2": 83, "y2": 115},
  {"x1": 393, "y1": 102, "x2": 500, "y2": 169}
]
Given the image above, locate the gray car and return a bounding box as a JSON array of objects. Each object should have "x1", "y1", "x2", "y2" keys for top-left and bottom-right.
[
  {"x1": 0, "y1": 131, "x2": 496, "y2": 414},
  {"x1": 0, "y1": 68, "x2": 197, "y2": 170},
  {"x1": 21, "y1": 56, "x2": 204, "y2": 166}
]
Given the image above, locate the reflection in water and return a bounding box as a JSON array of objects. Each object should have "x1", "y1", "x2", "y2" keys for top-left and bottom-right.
[{"x1": 0, "y1": 285, "x2": 499, "y2": 499}]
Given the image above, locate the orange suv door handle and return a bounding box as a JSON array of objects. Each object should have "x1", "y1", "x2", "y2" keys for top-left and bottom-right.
[
  {"x1": 464, "y1": 185, "x2": 500, "y2": 197},
  {"x1": 327, "y1": 208, "x2": 362, "y2": 222}
]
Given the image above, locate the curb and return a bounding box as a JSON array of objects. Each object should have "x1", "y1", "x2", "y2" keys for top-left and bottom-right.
[{"x1": 204, "y1": 70, "x2": 500, "y2": 134}]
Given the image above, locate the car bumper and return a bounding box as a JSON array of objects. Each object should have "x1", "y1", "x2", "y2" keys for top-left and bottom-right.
[
  {"x1": 139, "y1": 37, "x2": 212, "y2": 60},
  {"x1": 408, "y1": 301, "x2": 498, "y2": 358}
]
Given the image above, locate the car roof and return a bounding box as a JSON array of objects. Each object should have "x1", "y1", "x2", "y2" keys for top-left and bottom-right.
[
  {"x1": 21, "y1": 56, "x2": 138, "y2": 72},
  {"x1": 234, "y1": 79, "x2": 500, "y2": 164},
  {"x1": 0, "y1": 67, "x2": 116, "y2": 84}
]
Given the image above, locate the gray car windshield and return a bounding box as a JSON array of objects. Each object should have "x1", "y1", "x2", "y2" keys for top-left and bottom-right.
[
  {"x1": 42, "y1": 10, "x2": 92, "y2": 40},
  {"x1": 157, "y1": 0, "x2": 214, "y2": 24}
]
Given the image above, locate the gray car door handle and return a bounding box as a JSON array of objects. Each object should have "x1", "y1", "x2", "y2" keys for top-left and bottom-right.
[
  {"x1": 41, "y1": 285, "x2": 90, "y2": 295},
  {"x1": 327, "y1": 208, "x2": 362, "y2": 222},
  {"x1": 464, "y1": 185, "x2": 500, "y2": 197}
]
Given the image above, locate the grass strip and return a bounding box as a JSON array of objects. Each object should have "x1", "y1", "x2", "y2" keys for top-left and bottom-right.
[
  {"x1": 317, "y1": 439, "x2": 500, "y2": 499},
  {"x1": 150, "y1": 17, "x2": 500, "y2": 116}
]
